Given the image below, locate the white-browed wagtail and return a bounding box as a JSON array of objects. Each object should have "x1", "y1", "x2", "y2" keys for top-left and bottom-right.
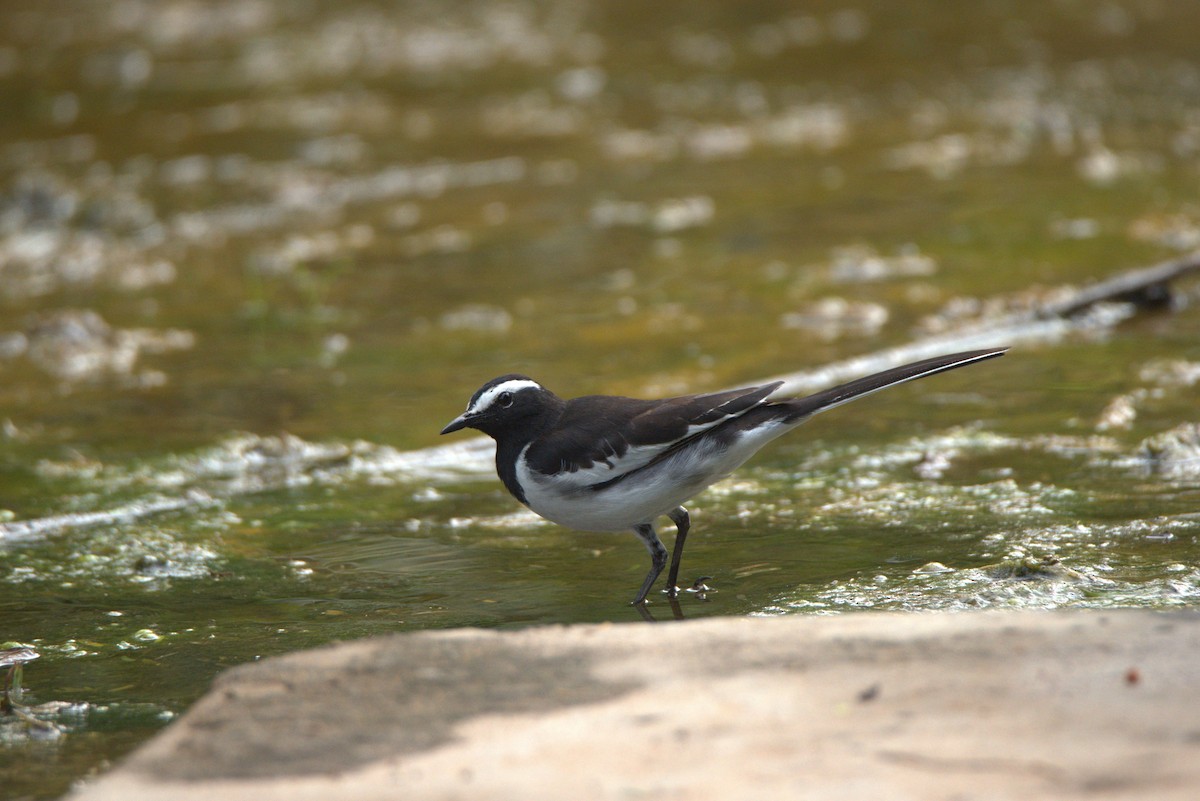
[{"x1": 441, "y1": 347, "x2": 1007, "y2": 604}]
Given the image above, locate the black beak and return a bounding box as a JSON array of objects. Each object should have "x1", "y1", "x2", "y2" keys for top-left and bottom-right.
[{"x1": 440, "y1": 413, "x2": 472, "y2": 435}]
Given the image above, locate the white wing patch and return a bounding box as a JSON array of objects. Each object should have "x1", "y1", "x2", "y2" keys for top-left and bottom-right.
[
  {"x1": 556, "y1": 442, "x2": 666, "y2": 484},
  {"x1": 552, "y1": 415, "x2": 743, "y2": 485},
  {"x1": 467, "y1": 379, "x2": 542, "y2": 415}
]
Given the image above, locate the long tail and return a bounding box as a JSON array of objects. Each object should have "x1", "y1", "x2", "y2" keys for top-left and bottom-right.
[{"x1": 783, "y1": 347, "x2": 1008, "y2": 420}]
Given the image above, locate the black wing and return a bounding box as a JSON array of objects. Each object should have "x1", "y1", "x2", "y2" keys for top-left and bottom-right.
[{"x1": 523, "y1": 382, "x2": 782, "y2": 480}]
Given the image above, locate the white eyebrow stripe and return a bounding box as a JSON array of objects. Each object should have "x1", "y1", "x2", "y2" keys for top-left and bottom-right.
[{"x1": 468, "y1": 379, "x2": 542, "y2": 413}]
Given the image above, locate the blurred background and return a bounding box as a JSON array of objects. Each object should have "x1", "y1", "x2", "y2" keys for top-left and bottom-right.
[{"x1": 2, "y1": 1, "x2": 1199, "y2": 796}]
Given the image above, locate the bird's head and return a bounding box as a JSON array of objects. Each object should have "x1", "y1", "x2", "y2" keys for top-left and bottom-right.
[{"x1": 440, "y1": 375, "x2": 558, "y2": 440}]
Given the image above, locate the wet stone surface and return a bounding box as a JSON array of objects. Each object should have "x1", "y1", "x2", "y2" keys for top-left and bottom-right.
[
  {"x1": 146, "y1": 635, "x2": 636, "y2": 781},
  {"x1": 68, "y1": 610, "x2": 1200, "y2": 800}
]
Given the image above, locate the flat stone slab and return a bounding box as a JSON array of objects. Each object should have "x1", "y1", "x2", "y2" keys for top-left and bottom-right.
[{"x1": 72, "y1": 610, "x2": 1200, "y2": 800}]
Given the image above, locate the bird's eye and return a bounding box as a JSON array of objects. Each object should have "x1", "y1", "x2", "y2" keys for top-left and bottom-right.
[{"x1": 497, "y1": 391, "x2": 514, "y2": 408}]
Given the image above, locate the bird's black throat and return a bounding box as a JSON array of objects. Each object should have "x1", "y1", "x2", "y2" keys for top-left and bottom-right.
[
  {"x1": 495, "y1": 434, "x2": 532, "y2": 504},
  {"x1": 485, "y1": 393, "x2": 565, "y2": 506}
]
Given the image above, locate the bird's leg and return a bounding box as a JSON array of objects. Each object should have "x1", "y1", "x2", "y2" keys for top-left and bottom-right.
[
  {"x1": 664, "y1": 506, "x2": 690, "y2": 598},
  {"x1": 631, "y1": 523, "x2": 668, "y2": 605}
]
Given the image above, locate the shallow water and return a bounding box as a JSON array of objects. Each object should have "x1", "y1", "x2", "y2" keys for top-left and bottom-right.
[{"x1": 3, "y1": 0, "x2": 1200, "y2": 796}]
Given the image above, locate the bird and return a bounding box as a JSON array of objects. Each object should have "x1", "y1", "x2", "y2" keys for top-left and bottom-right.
[{"x1": 440, "y1": 347, "x2": 1007, "y2": 605}]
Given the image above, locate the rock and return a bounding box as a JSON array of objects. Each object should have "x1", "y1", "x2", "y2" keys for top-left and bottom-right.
[
  {"x1": 1139, "y1": 423, "x2": 1200, "y2": 479},
  {"x1": 69, "y1": 610, "x2": 1200, "y2": 801},
  {"x1": 985, "y1": 555, "x2": 1085, "y2": 581}
]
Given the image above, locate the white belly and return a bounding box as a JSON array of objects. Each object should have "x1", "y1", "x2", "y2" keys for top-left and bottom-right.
[{"x1": 515, "y1": 421, "x2": 793, "y2": 531}]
